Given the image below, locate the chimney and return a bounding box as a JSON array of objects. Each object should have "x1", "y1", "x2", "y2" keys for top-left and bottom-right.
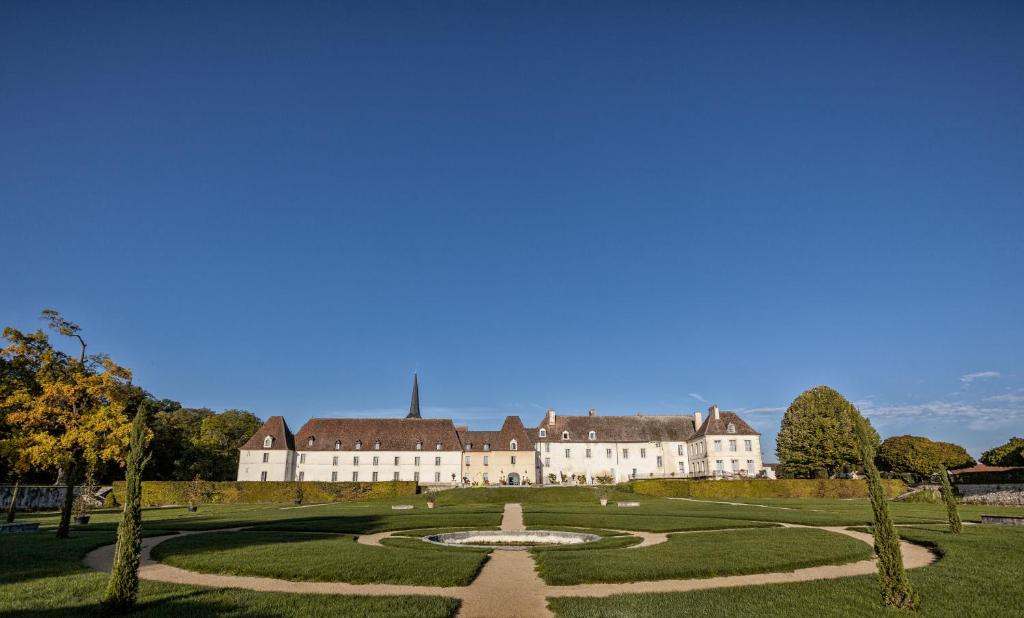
[
  {"x1": 694, "y1": 410, "x2": 702, "y2": 428},
  {"x1": 588, "y1": 408, "x2": 597, "y2": 417},
  {"x1": 710, "y1": 404, "x2": 720, "y2": 420},
  {"x1": 547, "y1": 409, "x2": 556, "y2": 425}
]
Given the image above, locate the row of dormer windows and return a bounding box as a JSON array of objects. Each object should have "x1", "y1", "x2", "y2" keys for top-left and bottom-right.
[{"x1": 537, "y1": 429, "x2": 598, "y2": 440}]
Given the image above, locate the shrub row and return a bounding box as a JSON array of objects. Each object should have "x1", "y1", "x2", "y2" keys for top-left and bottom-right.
[
  {"x1": 631, "y1": 478, "x2": 908, "y2": 499},
  {"x1": 108, "y1": 480, "x2": 417, "y2": 507}
]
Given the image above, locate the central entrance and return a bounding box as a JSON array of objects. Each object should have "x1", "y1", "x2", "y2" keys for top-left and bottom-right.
[{"x1": 507, "y1": 472, "x2": 521, "y2": 485}]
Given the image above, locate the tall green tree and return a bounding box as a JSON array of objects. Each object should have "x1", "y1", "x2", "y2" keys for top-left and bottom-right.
[
  {"x1": 854, "y1": 417, "x2": 919, "y2": 610},
  {"x1": 777, "y1": 385, "x2": 878, "y2": 478},
  {"x1": 101, "y1": 400, "x2": 152, "y2": 613},
  {"x1": 980, "y1": 437, "x2": 1024, "y2": 466},
  {"x1": 877, "y1": 435, "x2": 975, "y2": 478}
]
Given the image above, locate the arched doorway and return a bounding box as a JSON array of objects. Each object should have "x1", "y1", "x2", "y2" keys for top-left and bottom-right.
[{"x1": 508, "y1": 472, "x2": 521, "y2": 486}]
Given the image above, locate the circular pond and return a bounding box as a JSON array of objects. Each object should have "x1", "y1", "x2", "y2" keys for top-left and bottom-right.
[{"x1": 423, "y1": 530, "x2": 601, "y2": 550}]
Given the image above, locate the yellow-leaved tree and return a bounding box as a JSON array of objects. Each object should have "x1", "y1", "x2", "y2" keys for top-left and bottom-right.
[{"x1": 2, "y1": 311, "x2": 135, "y2": 538}]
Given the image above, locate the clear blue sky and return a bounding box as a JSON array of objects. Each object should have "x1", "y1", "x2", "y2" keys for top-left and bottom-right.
[{"x1": 2, "y1": 2, "x2": 1022, "y2": 459}]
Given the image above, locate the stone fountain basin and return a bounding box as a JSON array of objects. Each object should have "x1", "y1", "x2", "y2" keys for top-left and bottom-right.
[{"x1": 423, "y1": 530, "x2": 601, "y2": 550}]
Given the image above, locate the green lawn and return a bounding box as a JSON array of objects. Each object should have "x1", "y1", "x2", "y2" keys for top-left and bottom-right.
[
  {"x1": 0, "y1": 529, "x2": 459, "y2": 617},
  {"x1": 534, "y1": 527, "x2": 873, "y2": 585},
  {"x1": 153, "y1": 530, "x2": 490, "y2": 586},
  {"x1": 547, "y1": 525, "x2": 1024, "y2": 617}
]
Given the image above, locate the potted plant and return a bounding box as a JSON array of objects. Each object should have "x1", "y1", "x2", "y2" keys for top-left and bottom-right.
[
  {"x1": 426, "y1": 497, "x2": 436, "y2": 509},
  {"x1": 547, "y1": 473, "x2": 557, "y2": 485},
  {"x1": 73, "y1": 473, "x2": 98, "y2": 524},
  {"x1": 184, "y1": 475, "x2": 207, "y2": 512}
]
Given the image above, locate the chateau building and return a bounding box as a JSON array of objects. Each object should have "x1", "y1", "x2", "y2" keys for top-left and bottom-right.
[{"x1": 237, "y1": 376, "x2": 765, "y2": 485}]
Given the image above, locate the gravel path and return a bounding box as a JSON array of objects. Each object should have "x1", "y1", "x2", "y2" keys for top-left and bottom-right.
[{"x1": 83, "y1": 502, "x2": 938, "y2": 618}]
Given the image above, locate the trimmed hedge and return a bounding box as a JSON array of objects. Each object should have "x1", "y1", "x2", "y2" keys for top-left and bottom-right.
[
  {"x1": 109, "y1": 481, "x2": 417, "y2": 507},
  {"x1": 631, "y1": 478, "x2": 907, "y2": 499}
]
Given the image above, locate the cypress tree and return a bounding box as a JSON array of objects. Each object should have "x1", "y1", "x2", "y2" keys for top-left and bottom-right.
[
  {"x1": 939, "y1": 467, "x2": 962, "y2": 534},
  {"x1": 101, "y1": 402, "x2": 152, "y2": 613},
  {"x1": 855, "y1": 418, "x2": 919, "y2": 610}
]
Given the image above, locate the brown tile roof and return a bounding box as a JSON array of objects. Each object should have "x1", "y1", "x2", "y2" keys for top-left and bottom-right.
[
  {"x1": 458, "y1": 416, "x2": 534, "y2": 451},
  {"x1": 292, "y1": 417, "x2": 462, "y2": 451},
  {"x1": 949, "y1": 464, "x2": 1024, "y2": 475},
  {"x1": 532, "y1": 413, "x2": 698, "y2": 443},
  {"x1": 241, "y1": 416, "x2": 295, "y2": 450},
  {"x1": 693, "y1": 411, "x2": 760, "y2": 438}
]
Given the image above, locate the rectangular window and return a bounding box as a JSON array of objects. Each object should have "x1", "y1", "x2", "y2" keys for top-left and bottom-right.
[
  {"x1": 434, "y1": 472, "x2": 441, "y2": 483},
  {"x1": 414, "y1": 471, "x2": 419, "y2": 482},
  {"x1": 262, "y1": 452, "x2": 269, "y2": 463},
  {"x1": 564, "y1": 449, "x2": 571, "y2": 458},
  {"x1": 352, "y1": 471, "x2": 358, "y2": 482},
  {"x1": 394, "y1": 456, "x2": 400, "y2": 466},
  {"x1": 656, "y1": 456, "x2": 663, "y2": 468},
  {"x1": 483, "y1": 456, "x2": 489, "y2": 466},
  {"x1": 622, "y1": 449, "x2": 629, "y2": 459},
  {"x1": 299, "y1": 454, "x2": 306, "y2": 464},
  {"x1": 640, "y1": 448, "x2": 647, "y2": 458},
  {"x1": 729, "y1": 440, "x2": 737, "y2": 452},
  {"x1": 353, "y1": 456, "x2": 359, "y2": 465},
  {"x1": 332, "y1": 456, "x2": 338, "y2": 466},
  {"x1": 745, "y1": 440, "x2": 752, "y2": 452},
  {"x1": 678, "y1": 461, "x2": 685, "y2": 472},
  {"x1": 731, "y1": 459, "x2": 739, "y2": 472},
  {"x1": 394, "y1": 471, "x2": 400, "y2": 481},
  {"x1": 298, "y1": 471, "x2": 304, "y2": 481},
  {"x1": 435, "y1": 456, "x2": 441, "y2": 465},
  {"x1": 606, "y1": 448, "x2": 612, "y2": 458},
  {"x1": 331, "y1": 471, "x2": 337, "y2": 482},
  {"x1": 544, "y1": 457, "x2": 551, "y2": 467},
  {"x1": 511, "y1": 455, "x2": 517, "y2": 465},
  {"x1": 465, "y1": 455, "x2": 471, "y2": 466},
  {"x1": 747, "y1": 460, "x2": 755, "y2": 475},
  {"x1": 716, "y1": 460, "x2": 724, "y2": 471},
  {"x1": 373, "y1": 456, "x2": 379, "y2": 466},
  {"x1": 414, "y1": 456, "x2": 420, "y2": 466},
  {"x1": 372, "y1": 471, "x2": 379, "y2": 482},
  {"x1": 545, "y1": 443, "x2": 550, "y2": 453},
  {"x1": 260, "y1": 471, "x2": 267, "y2": 481},
  {"x1": 714, "y1": 440, "x2": 722, "y2": 451},
  {"x1": 585, "y1": 449, "x2": 591, "y2": 458},
  {"x1": 677, "y1": 445, "x2": 684, "y2": 456},
  {"x1": 483, "y1": 473, "x2": 489, "y2": 483}
]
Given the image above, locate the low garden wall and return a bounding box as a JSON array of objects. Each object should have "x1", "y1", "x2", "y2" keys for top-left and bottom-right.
[
  {"x1": 957, "y1": 483, "x2": 1024, "y2": 506},
  {"x1": 631, "y1": 478, "x2": 907, "y2": 499},
  {"x1": 0, "y1": 485, "x2": 81, "y2": 511},
  {"x1": 109, "y1": 480, "x2": 418, "y2": 507}
]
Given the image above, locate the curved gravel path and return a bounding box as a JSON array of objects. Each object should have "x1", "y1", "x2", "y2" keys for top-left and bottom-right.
[{"x1": 84, "y1": 503, "x2": 938, "y2": 618}]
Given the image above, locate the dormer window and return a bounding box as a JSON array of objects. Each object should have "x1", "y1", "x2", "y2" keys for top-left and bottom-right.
[
  {"x1": 727, "y1": 423, "x2": 736, "y2": 434},
  {"x1": 307, "y1": 436, "x2": 315, "y2": 447},
  {"x1": 355, "y1": 440, "x2": 362, "y2": 450},
  {"x1": 435, "y1": 442, "x2": 442, "y2": 450},
  {"x1": 510, "y1": 440, "x2": 518, "y2": 451},
  {"x1": 263, "y1": 436, "x2": 273, "y2": 448},
  {"x1": 483, "y1": 443, "x2": 490, "y2": 452},
  {"x1": 561, "y1": 431, "x2": 569, "y2": 440},
  {"x1": 334, "y1": 440, "x2": 341, "y2": 450},
  {"x1": 539, "y1": 429, "x2": 547, "y2": 438},
  {"x1": 416, "y1": 441, "x2": 423, "y2": 450},
  {"x1": 588, "y1": 431, "x2": 596, "y2": 440},
  {"x1": 374, "y1": 440, "x2": 381, "y2": 450},
  {"x1": 465, "y1": 443, "x2": 473, "y2": 451}
]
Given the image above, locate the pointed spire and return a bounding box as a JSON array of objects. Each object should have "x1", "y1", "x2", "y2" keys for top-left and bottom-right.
[{"x1": 406, "y1": 373, "x2": 421, "y2": 419}]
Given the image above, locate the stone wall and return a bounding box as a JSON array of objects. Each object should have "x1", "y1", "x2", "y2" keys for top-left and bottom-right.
[
  {"x1": 0, "y1": 485, "x2": 98, "y2": 511},
  {"x1": 956, "y1": 482, "x2": 1024, "y2": 506}
]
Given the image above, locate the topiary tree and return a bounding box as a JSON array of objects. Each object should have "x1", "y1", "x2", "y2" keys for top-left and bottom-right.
[
  {"x1": 980, "y1": 437, "x2": 1024, "y2": 466},
  {"x1": 878, "y1": 435, "x2": 975, "y2": 479},
  {"x1": 101, "y1": 400, "x2": 152, "y2": 613},
  {"x1": 938, "y1": 467, "x2": 962, "y2": 534},
  {"x1": 777, "y1": 386, "x2": 878, "y2": 478},
  {"x1": 854, "y1": 417, "x2": 919, "y2": 610}
]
